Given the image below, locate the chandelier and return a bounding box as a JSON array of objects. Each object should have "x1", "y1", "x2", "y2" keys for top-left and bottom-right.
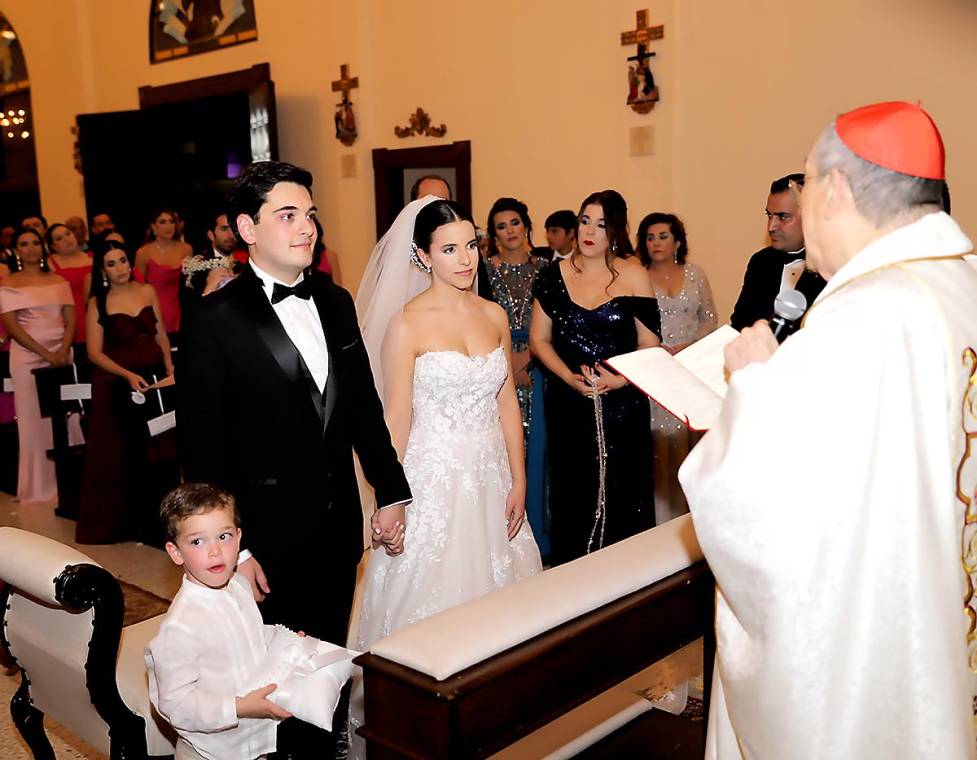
[{"x1": 1, "y1": 108, "x2": 29, "y2": 139}]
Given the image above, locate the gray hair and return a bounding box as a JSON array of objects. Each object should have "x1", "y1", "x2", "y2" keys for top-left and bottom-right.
[{"x1": 813, "y1": 123, "x2": 944, "y2": 227}]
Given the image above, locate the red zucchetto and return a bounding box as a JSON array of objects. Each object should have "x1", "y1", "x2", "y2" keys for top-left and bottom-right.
[{"x1": 836, "y1": 101, "x2": 945, "y2": 180}]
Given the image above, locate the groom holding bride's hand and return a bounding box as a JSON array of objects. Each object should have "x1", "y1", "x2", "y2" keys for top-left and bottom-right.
[{"x1": 178, "y1": 161, "x2": 411, "y2": 758}]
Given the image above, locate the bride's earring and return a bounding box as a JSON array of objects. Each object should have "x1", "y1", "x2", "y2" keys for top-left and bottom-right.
[
  {"x1": 410, "y1": 242, "x2": 431, "y2": 273},
  {"x1": 673, "y1": 245, "x2": 680, "y2": 264}
]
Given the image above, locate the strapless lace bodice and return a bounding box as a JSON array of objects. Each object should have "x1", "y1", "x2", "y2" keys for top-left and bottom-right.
[{"x1": 409, "y1": 347, "x2": 507, "y2": 436}]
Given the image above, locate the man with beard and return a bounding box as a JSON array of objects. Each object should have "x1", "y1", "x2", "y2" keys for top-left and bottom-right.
[{"x1": 730, "y1": 173, "x2": 825, "y2": 332}]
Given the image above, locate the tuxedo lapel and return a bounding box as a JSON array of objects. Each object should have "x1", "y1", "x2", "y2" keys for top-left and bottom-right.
[
  {"x1": 237, "y1": 267, "x2": 326, "y2": 428},
  {"x1": 310, "y1": 276, "x2": 338, "y2": 432}
]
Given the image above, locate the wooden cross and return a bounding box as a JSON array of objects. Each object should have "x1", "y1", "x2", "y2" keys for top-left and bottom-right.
[
  {"x1": 331, "y1": 64, "x2": 359, "y2": 101},
  {"x1": 621, "y1": 9, "x2": 664, "y2": 63}
]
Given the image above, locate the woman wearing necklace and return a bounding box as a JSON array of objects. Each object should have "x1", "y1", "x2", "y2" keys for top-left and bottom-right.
[
  {"x1": 484, "y1": 197, "x2": 547, "y2": 433},
  {"x1": 530, "y1": 191, "x2": 662, "y2": 565},
  {"x1": 636, "y1": 212, "x2": 717, "y2": 524},
  {"x1": 485, "y1": 197, "x2": 550, "y2": 553},
  {"x1": 134, "y1": 208, "x2": 192, "y2": 334},
  {"x1": 0, "y1": 227, "x2": 78, "y2": 504}
]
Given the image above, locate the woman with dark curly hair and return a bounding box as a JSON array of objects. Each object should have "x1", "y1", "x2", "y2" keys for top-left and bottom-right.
[
  {"x1": 636, "y1": 212, "x2": 717, "y2": 523},
  {"x1": 530, "y1": 191, "x2": 662, "y2": 564}
]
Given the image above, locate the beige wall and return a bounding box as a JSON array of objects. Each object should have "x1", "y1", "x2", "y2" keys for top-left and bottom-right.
[{"x1": 6, "y1": 0, "x2": 977, "y2": 318}]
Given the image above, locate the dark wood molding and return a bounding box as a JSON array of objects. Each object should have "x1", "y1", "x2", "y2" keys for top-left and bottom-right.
[
  {"x1": 138, "y1": 62, "x2": 271, "y2": 109},
  {"x1": 356, "y1": 560, "x2": 715, "y2": 759},
  {"x1": 371, "y1": 140, "x2": 472, "y2": 238}
]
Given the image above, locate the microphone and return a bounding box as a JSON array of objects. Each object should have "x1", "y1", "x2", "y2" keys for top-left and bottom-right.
[{"x1": 770, "y1": 289, "x2": 808, "y2": 343}]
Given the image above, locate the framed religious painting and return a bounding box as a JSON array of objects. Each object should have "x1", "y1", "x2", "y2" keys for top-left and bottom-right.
[{"x1": 149, "y1": 1, "x2": 258, "y2": 64}]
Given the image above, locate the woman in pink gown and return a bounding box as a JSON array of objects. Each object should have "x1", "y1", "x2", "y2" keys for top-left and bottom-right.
[
  {"x1": 0, "y1": 259, "x2": 13, "y2": 424},
  {"x1": 46, "y1": 223, "x2": 92, "y2": 344},
  {"x1": 134, "y1": 209, "x2": 191, "y2": 334},
  {"x1": 0, "y1": 228, "x2": 76, "y2": 503}
]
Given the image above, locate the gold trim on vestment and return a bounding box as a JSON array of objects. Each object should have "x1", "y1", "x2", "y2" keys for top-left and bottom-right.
[{"x1": 958, "y1": 348, "x2": 977, "y2": 671}]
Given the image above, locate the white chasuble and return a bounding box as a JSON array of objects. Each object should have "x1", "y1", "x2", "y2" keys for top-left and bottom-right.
[{"x1": 680, "y1": 212, "x2": 977, "y2": 759}]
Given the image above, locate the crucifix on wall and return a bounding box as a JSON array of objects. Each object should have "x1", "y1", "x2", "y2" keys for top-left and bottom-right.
[
  {"x1": 331, "y1": 64, "x2": 359, "y2": 146},
  {"x1": 621, "y1": 9, "x2": 664, "y2": 114}
]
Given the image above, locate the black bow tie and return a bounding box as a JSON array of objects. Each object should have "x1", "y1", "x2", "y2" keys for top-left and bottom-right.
[{"x1": 271, "y1": 279, "x2": 312, "y2": 305}]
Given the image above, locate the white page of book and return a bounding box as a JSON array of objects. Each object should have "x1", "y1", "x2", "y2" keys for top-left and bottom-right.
[{"x1": 606, "y1": 325, "x2": 738, "y2": 431}]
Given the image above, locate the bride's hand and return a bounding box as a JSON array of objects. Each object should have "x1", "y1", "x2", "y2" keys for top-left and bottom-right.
[
  {"x1": 504, "y1": 485, "x2": 527, "y2": 541},
  {"x1": 372, "y1": 504, "x2": 406, "y2": 556}
]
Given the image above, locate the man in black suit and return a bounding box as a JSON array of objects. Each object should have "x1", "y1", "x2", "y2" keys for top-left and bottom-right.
[
  {"x1": 178, "y1": 161, "x2": 410, "y2": 757},
  {"x1": 730, "y1": 173, "x2": 826, "y2": 331}
]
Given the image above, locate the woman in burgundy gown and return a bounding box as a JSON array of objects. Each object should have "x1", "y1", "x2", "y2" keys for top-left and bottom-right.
[
  {"x1": 46, "y1": 223, "x2": 92, "y2": 344},
  {"x1": 77, "y1": 241, "x2": 175, "y2": 544}
]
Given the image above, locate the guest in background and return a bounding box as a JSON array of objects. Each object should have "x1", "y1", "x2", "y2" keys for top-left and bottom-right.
[
  {"x1": 180, "y1": 212, "x2": 240, "y2": 321},
  {"x1": 91, "y1": 212, "x2": 115, "y2": 236},
  {"x1": 485, "y1": 197, "x2": 549, "y2": 553},
  {"x1": 545, "y1": 209, "x2": 577, "y2": 260},
  {"x1": 89, "y1": 228, "x2": 126, "y2": 260},
  {"x1": 46, "y1": 223, "x2": 93, "y2": 345},
  {"x1": 409, "y1": 174, "x2": 495, "y2": 302},
  {"x1": 730, "y1": 173, "x2": 825, "y2": 331},
  {"x1": 0, "y1": 225, "x2": 15, "y2": 253},
  {"x1": 0, "y1": 257, "x2": 12, "y2": 425},
  {"x1": 485, "y1": 197, "x2": 547, "y2": 432},
  {"x1": 135, "y1": 208, "x2": 192, "y2": 334},
  {"x1": 20, "y1": 215, "x2": 47, "y2": 236},
  {"x1": 530, "y1": 191, "x2": 661, "y2": 565},
  {"x1": 635, "y1": 212, "x2": 717, "y2": 523},
  {"x1": 0, "y1": 227, "x2": 77, "y2": 504},
  {"x1": 77, "y1": 240, "x2": 175, "y2": 544},
  {"x1": 65, "y1": 216, "x2": 89, "y2": 252},
  {"x1": 312, "y1": 217, "x2": 343, "y2": 286}
]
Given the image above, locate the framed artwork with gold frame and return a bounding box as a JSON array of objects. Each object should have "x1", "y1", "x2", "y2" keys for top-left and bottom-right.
[{"x1": 149, "y1": 1, "x2": 258, "y2": 64}]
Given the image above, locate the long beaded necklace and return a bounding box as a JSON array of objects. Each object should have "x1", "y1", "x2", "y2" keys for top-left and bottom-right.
[{"x1": 586, "y1": 382, "x2": 609, "y2": 554}]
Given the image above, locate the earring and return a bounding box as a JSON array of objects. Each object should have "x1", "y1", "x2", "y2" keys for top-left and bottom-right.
[
  {"x1": 102, "y1": 272, "x2": 109, "y2": 287},
  {"x1": 611, "y1": 242, "x2": 618, "y2": 254},
  {"x1": 673, "y1": 245, "x2": 680, "y2": 265},
  {"x1": 14, "y1": 253, "x2": 21, "y2": 269},
  {"x1": 410, "y1": 242, "x2": 431, "y2": 273}
]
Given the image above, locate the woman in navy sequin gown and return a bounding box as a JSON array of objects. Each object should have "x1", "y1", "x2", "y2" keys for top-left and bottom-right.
[{"x1": 530, "y1": 191, "x2": 662, "y2": 565}]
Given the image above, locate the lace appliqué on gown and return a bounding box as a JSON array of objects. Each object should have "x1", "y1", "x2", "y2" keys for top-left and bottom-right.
[{"x1": 349, "y1": 348, "x2": 542, "y2": 758}]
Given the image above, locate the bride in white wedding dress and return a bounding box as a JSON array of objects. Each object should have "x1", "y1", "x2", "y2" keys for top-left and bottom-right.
[{"x1": 348, "y1": 198, "x2": 541, "y2": 755}]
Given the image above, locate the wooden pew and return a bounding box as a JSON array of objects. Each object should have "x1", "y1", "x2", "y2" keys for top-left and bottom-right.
[
  {"x1": 356, "y1": 515, "x2": 714, "y2": 759},
  {"x1": 33, "y1": 363, "x2": 92, "y2": 519}
]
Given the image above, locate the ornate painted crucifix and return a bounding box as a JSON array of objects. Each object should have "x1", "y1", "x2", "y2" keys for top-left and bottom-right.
[
  {"x1": 621, "y1": 9, "x2": 664, "y2": 114},
  {"x1": 331, "y1": 64, "x2": 359, "y2": 146}
]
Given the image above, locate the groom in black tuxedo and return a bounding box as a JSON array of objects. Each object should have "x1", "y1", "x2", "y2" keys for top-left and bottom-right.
[{"x1": 178, "y1": 161, "x2": 410, "y2": 757}]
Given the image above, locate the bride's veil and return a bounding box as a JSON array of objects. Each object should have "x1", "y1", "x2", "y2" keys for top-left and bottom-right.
[{"x1": 355, "y1": 195, "x2": 438, "y2": 400}]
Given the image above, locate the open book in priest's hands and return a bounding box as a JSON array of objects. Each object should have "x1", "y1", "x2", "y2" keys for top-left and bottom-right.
[{"x1": 605, "y1": 324, "x2": 739, "y2": 431}]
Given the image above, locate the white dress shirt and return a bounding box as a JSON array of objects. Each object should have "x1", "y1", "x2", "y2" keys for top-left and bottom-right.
[
  {"x1": 145, "y1": 574, "x2": 276, "y2": 760},
  {"x1": 249, "y1": 260, "x2": 329, "y2": 391}
]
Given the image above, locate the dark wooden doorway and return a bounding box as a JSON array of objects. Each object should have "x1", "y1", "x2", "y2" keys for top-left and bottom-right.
[
  {"x1": 76, "y1": 63, "x2": 277, "y2": 250},
  {"x1": 372, "y1": 141, "x2": 471, "y2": 238}
]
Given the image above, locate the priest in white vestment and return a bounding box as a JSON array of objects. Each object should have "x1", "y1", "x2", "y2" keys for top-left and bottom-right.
[{"x1": 680, "y1": 101, "x2": 977, "y2": 759}]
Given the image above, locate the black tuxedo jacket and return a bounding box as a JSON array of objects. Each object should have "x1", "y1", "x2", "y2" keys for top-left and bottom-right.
[
  {"x1": 729, "y1": 246, "x2": 826, "y2": 331},
  {"x1": 177, "y1": 267, "x2": 410, "y2": 634}
]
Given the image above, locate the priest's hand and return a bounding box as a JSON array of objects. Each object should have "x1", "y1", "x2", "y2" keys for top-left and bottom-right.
[
  {"x1": 236, "y1": 683, "x2": 292, "y2": 721},
  {"x1": 238, "y1": 555, "x2": 270, "y2": 602},
  {"x1": 724, "y1": 321, "x2": 779, "y2": 375},
  {"x1": 373, "y1": 504, "x2": 406, "y2": 556}
]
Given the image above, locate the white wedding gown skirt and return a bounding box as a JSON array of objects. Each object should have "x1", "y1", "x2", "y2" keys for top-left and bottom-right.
[{"x1": 349, "y1": 348, "x2": 541, "y2": 755}]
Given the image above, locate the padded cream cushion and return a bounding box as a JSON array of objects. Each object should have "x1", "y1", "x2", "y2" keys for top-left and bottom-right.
[
  {"x1": 118, "y1": 615, "x2": 178, "y2": 755},
  {"x1": 370, "y1": 514, "x2": 703, "y2": 680},
  {"x1": 0, "y1": 527, "x2": 98, "y2": 604}
]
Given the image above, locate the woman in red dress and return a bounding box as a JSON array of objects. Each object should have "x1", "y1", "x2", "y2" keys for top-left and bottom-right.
[{"x1": 134, "y1": 209, "x2": 191, "y2": 334}]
